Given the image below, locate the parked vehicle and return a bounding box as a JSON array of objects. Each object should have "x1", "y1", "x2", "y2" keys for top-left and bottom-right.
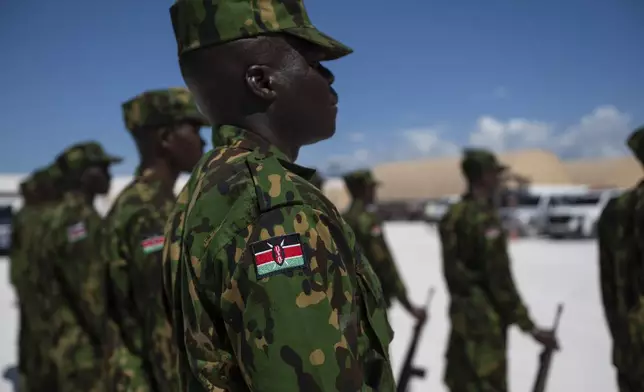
[
  {"x1": 544, "y1": 189, "x2": 622, "y2": 239},
  {"x1": 499, "y1": 186, "x2": 590, "y2": 237},
  {"x1": 0, "y1": 206, "x2": 12, "y2": 257}
]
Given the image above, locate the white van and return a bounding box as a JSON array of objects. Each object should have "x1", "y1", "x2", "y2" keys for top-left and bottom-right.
[
  {"x1": 499, "y1": 186, "x2": 589, "y2": 236},
  {"x1": 545, "y1": 189, "x2": 622, "y2": 239}
]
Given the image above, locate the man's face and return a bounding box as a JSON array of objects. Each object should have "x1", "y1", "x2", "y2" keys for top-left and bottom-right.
[
  {"x1": 482, "y1": 168, "x2": 503, "y2": 194},
  {"x1": 83, "y1": 163, "x2": 111, "y2": 195},
  {"x1": 271, "y1": 37, "x2": 339, "y2": 145},
  {"x1": 164, "y1": 122, "x2": 205, "y2": 173},
  {"x1": 364, "y1": 183, "x2": 377, "y2": 205}
]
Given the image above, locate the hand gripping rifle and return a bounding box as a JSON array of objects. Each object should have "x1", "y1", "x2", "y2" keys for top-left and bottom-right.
[
  {"x1": 531, "y1": 304, "x2": 564, "y2": 392},
  {"x1": 396, "y1": 287, "x2": 435, "y2": 392}
]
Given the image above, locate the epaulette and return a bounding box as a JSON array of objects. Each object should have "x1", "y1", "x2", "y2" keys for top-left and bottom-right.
[{"x1": 246, "y1": 155, "x2": 304, "y2": 213}]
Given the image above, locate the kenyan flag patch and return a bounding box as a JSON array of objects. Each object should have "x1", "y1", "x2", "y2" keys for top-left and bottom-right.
[
  {"x1": 66, "y1": 222, "x2": 87, "y2": 243},
  {"x1": 250, "y1": 233, "x2": 307, "y2": 278},
  {"x1": 141, "y1": 235, "x2": 164, "y2": 254}
]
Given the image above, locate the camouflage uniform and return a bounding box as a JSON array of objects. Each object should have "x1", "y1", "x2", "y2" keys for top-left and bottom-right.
[
  {"x1": 10, "y1": 174, "x2": 39, "y2": 391},
  {"x1": 598, "y1": 127, "x2": 644, "y2": 391},
  {"x1": 43, "y1": 142, "x2": 122, "y2": 392},
  {"x1": 439, "y1": 149, "x2": 535, "y2": 392},
  {"x1": 22, "y1": 164, "x2": 65, "y2": 392},
  {"x1": 342, "y1": 170, "x2": 410, "y2": 309},
  {"x1": 101, "y1": 88, "x2": 206, "y2": 392},
  {"x1": 164, "y1": 124, "x2": 395, "y2": 391}
]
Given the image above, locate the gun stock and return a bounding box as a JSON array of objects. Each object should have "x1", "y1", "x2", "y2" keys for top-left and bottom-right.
[
  {"x1": 396, "y1": 287, "x2": 435, "y2": 392},
  {"x1": 531, "y1": 304, "x2": 564, "y2": 392}
]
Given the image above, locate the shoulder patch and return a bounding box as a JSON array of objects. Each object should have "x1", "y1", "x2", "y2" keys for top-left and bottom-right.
[
  {"x1": 67, "y1": 222, "x2": 87, "y2": 243},
  {"x1": 250, "y1": 233, "x2": 307, "y2": 279},
  {"x1": 141, "y1": 235, "x2": 165, "y2": 254}
]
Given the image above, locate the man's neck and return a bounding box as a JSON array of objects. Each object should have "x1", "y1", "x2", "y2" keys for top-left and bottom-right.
[
  {"x1": 138, "y1": 158, "x2": 179, "y2": 194},
  {"x1": 240, "y1": 117, "x2": 300, "y2": 161},
  {"x1": 469, "y1": 186, "x2": 492, "y2": 205},
  {"x1": 69, "y1": 189, "x2": 95, "y2": 205}
]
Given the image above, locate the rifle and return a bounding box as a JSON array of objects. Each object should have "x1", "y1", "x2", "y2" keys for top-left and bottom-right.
[
  {"x1": 531, "y1": 304, "x2": 564, "y2": 392},
  {"x1": 396, "y1": 287, "x2": 435, "y2": 392}
]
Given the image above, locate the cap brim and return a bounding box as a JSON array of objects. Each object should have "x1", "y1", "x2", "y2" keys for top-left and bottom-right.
[
  {"x1": 496, "y1": 164, "x2": 508, "y2": 172},
  {"x1": 104, "y1": 156, "x2": 123, "y2": 164},
  {"x1": 284, "y1": 27, "x2": 353, "y2": 61}
]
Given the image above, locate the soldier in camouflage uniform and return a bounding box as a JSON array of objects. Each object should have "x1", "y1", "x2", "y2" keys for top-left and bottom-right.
[
  {"x1": 439, "y1": 148, "x2": 558, "y2": 392},
  {"x1": 23, "y1": 163, "x2": 65, "y2": 392},
  {"x1": 598, "y1": 126, "x2": 644, "y2": 391},
  {"x1": 43, "y1": 142, "x2": 121, "y2": 392},
  {"x1": 162, "y1": 0, "x2": 396, "y2": 389},
  {"x1": 13, "y1": 165, "x2": 66, "y2": 392},
  {"x1": 342, "y1": 169, "x2": 426, "y2": 321},
  {"x1": 101, "y1": 88, "x2": 206, "y2": 392},
  {"x1": 10, "y1": 173, "x2": 39, "y2": 391}
]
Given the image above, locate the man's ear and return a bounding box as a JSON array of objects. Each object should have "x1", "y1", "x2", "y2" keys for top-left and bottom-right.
[
  {"x1": 246, "y1": 65, "x2": 278, "y2": 101},
  {"x1": 159, "y1": 126, "x2": 174, "y2": 150}
]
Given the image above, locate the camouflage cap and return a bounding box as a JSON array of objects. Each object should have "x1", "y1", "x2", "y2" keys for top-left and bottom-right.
[
  {"x1": 122, "y1": 87, "x2": 208, "y2": 132},
  {"x1": 343, "y1": 169, "x2": 380, "y2": 188},
  {"x1": 170, "y1": 0, "x2": 353, "y2": 60},
  {"x1": 19, "y1": 173, "x2": 38, "y2": 194},
  {"x1": 45, "y1": 162, "x2": 64, "y2": 184},
  {"x1": 56, "y1": 142, "x2": 122, "y2": 173},
  {"x1": 627, "y1": 125, "x2": 644, "y2": 164},
  {"x1": 461, "y1": 148, "x2": 507, "y2": 180}
]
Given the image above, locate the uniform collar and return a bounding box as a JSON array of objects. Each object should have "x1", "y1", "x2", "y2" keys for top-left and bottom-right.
[
  {"x1": 212, "y1": 125, "x2": 317, "y2": 181},
  {"x1": 462, "y1": 192, "x2": 494, "y2": 209},
  {"x1": 133, "y1": 167, "x2": 174, "y2": 197}
]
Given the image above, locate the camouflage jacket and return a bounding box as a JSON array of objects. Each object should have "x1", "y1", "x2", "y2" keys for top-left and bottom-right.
[
  {"x1": 100, "y1": 168, "x2": 179, "y2": 391},
  {"x1": 26, "y1": 203, "x2": 64, "y2": 334},
  {"x1": 439, "y1": 194, "x2": 534, "y2": 332},
  {"x1": 44, "y1": 192, "x2": 106, "y2": 350},
  {"x1": 162, "y1": 125, "x2": 395, "y2": 392},
  {"x1": 343, "y1": 200, "x2": 407, "y2": 308},
  {"x1": 9, "y1": 205, "x2": 38, "y2": 298},
  {"x1": 598, "y1": 186, "x2": 641, "y2": 370}
]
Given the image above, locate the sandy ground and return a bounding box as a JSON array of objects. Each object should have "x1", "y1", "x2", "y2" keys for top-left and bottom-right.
[{"x1": 0, "y1": 222, "x2": 617, "y2": 392}]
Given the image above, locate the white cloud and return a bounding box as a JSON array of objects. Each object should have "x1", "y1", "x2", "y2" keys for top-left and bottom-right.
[
  {"x1": 403, "y1": 128, "x2": 459, "y2": 157},
  {"x1": 321, "y1": 105, "x2": 634, "y2": 173},
  {"x1": 555, "y1": 105, "x2": 632, "y2": 158},
  {"x1": 469, "y1": 116, "x2": 552, "y2": 152},
  {"x1": 348, "y1": 132, "x2": 366, "y2": 143}
]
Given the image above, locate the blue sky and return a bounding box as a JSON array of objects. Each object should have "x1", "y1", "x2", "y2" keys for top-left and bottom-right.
[{"x1": 1, "y1": 0, "x2": 643, "y2": 175}]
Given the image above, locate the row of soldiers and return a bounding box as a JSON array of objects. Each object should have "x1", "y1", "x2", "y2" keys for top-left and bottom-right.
[
  {"x1": 10, "y1": 88, "x2": 208, "y2": 392},
  {"x1": 10, "y1": 91, "x2": 426, "y2": 391},
  {"x1": 8, "y1": 0, "x2": 642, "y2": 391}
]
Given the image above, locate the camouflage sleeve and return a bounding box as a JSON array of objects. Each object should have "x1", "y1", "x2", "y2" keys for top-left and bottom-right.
[
  {"x1": 597, "y1": 201, "x2": 619, "y2": 341},
  {"x1": 127, "y1": 210, "x2": 179, "y2": 392},
  {"x1": 187, "y1": 204, "x2": 374, "y2": 391},
  {"x1": 52, "y1": 209, "x2": 106, "y2": 345},
  {"x1": 359, "y1": 215, "x2": 408, "y2": 304},
  {"x1": 477, "y1": 214, "x2": 534, "y2": 331},
  {"x1": 439, "y1": 211, "x2": 478, "y2": 294}
]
